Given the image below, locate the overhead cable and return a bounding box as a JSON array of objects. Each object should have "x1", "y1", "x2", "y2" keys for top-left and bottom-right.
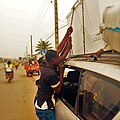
[
  {"x1": 31, "y1": 0, "x2": 47, "y2": 34},
  {"x1": 46, "y1": 24, "x2": 68, "y2": 41},
  {"x1": 33, "y1": 1, "x2": 51, "y2": 36}
]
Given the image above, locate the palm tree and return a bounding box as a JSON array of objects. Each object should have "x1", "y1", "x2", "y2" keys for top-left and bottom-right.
[{"x1": 35, "y1": 39, "x2": 52, "y2": 55}]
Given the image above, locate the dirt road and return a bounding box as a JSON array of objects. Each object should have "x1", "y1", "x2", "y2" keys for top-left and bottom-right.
[{"x1": 0, "y1": 65, "x2": 38, "y2": 120}]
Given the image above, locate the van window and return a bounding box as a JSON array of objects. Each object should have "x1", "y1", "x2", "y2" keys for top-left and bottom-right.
[
  {"x1": 62, "y1": 68, "x2": 80, "y2": 109},
  {"x1": 79, "y1": 72, "x2": 120, "y2": 120}
]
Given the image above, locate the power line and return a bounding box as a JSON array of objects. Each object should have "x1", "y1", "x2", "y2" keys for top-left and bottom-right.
[
  {"x1": 32, "y1": 0, "x2": 67, "y2": 39},
  {"x1": 31, "y1": 0, "x2": 48, "y2": 34},
  {"x1": 45, "y1": 24, "x2": 68, "y2": 41},
  {"x1": 51, "y1": 0, "x2": 67, "y2": 24},
  {"x1": 33, "y1": 1, "x2": 51, "y2": 36}
]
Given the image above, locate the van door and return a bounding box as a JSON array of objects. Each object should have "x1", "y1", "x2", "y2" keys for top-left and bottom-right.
[
  {"x1": 56, "y1": 99, "x2": 80, "y2": 120},
  {"x1": 78, "y1": 71, "x2": 120, "y2": 120},
  {"x1": 55, "y1": 67, "x2": 82, "y2": 120}
]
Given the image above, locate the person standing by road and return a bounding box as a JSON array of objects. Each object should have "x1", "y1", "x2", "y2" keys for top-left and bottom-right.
[{"x1": 34, "y1": 26, "x2": 73, "y2": 120}]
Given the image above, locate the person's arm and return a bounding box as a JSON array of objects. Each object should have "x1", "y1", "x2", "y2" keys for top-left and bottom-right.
[
  {"x1": 57, "y1": 26, "x2": 73, "y2": 54},
  {"x1": 59, "y1": 36, "x2": 72, "y2": 62},
  {"x1": 53, "y1": 64, "x2": 64, "y2": 94}
]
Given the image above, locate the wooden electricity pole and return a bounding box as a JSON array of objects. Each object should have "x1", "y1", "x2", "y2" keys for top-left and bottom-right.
[
  {"x1": 30, "y1": 35, "x2": 33, "y2": 58},
  {"x1": 54, "y1": 0, "x2": 59, "y2": 49},
  {"x1": 26, "y1": 46, "x2": 28, "y2": 57}
]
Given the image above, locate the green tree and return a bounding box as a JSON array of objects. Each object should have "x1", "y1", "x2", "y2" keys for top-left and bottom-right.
[{"x1": 35, "y1": 39, "x2": 52, "y2": 54}]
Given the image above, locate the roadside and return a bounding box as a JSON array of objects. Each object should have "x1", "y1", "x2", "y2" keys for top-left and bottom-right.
[
  {"x1": 0, "y1": 65, "x2": 38, "y2": 120},
  {"x1": 32, "y1": 75, "x2": 40, "y2": 83}
]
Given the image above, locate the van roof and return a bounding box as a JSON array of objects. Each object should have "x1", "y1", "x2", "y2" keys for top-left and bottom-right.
[
  {"x1": 65, "y1": 51, "x2": 120, "y2": 82},
  {"x1": 65, "y1": 60, "x2": 120, "y2": 82}
]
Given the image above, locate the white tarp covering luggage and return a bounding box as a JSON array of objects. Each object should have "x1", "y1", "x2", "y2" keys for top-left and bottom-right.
[
  {"x1": 101, "y1": 0, "x2": 120, "y2": 52},
  {"x1": 67, "y1": 0, "x2": 120, "y2": 54}
]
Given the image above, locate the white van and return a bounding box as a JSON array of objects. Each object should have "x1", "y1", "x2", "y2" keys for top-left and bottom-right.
[{"x1": 55, "y1": 50, "x2": 120, "y2": 120}]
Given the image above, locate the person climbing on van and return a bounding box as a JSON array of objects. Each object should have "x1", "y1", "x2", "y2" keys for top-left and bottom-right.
[{"x1": 34, "y1": 26, "x2": 73, "y2": 120}]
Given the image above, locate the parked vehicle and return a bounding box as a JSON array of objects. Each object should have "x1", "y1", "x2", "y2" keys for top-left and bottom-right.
[
  {"x1": 55, "y1": 51, "x2": 120, "y2": 120},
  {"x1": 55, "y1": 1, "x2": 120, "y2": 119},
  {"x1": 24, "y1": 59, "x2": 40, "y2": 76},
  {"x1": 55, "y1": 0, "x2": 120, "y2": 120}
]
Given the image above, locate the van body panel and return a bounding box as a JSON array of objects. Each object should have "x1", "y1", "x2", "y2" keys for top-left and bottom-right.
[
  {"x1": 55, "y1": 62, "x2": 120, "y2": 120},
  {"x1": 56, "y1": 99, "x2": 80, "y2": 120}
]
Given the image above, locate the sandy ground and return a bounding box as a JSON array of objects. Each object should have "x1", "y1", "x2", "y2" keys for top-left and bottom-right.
[{"x1": 0, "y1": 65, "x2": 39, "y2": 120}]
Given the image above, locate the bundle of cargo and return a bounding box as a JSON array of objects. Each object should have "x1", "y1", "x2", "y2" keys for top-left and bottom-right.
[{"x1": 100, "y1": 0, "x2": 120, "y2": 52}]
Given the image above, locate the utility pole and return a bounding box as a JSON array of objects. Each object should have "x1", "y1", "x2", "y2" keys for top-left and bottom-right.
[
  {"x1": 54, "y1": 0, "x2": 59, "y2": 49},
  {"x1": 30, "y1": 35, "x2": 33, "y2": 59},
  {"x1": 26, "y1": 46, "x2": 28, "y2": 57}
]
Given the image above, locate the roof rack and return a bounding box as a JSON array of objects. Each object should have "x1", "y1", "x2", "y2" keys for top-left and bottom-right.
[{"x1": 66, "y1": 50, "x2": 120, "y2": 65}]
